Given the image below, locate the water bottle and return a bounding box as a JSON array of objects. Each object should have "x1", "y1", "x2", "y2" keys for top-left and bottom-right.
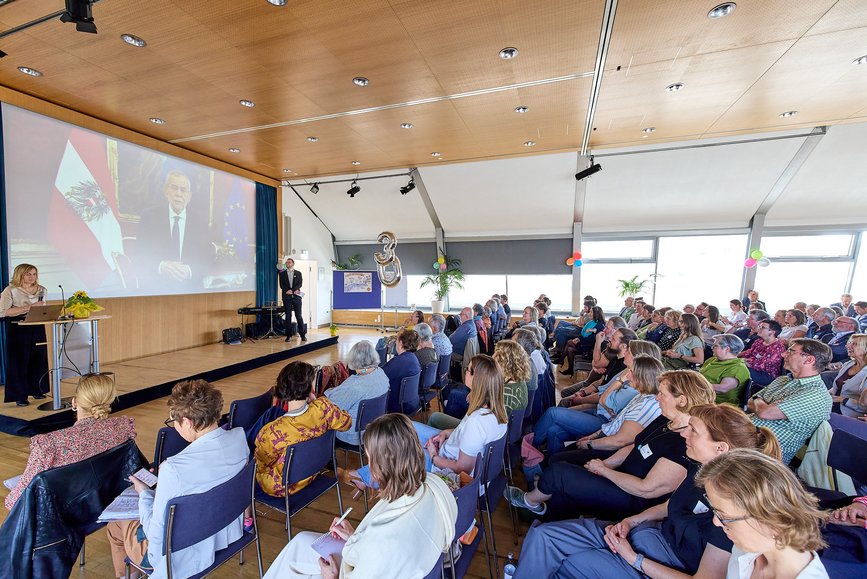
[{"x1": 503, "y1": 552, "x2": 517, "y2": 579}]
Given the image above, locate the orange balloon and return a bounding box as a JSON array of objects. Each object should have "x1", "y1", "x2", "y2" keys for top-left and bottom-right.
[{"x1": 566, "y1": 257, "x2": 575, "y2": 266}]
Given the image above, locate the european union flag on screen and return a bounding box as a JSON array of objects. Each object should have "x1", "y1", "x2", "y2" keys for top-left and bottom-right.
[{"x1": 223, "y1": 179, "x2": 250, "y2": 260}]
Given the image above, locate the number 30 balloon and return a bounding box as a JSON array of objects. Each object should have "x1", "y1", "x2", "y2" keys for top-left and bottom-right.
[{"x1": 374, "y1": 231, "x2": 403, "y2": 287}]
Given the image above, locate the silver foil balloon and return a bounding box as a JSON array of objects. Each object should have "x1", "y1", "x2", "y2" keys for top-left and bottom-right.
[{"x1": 374, "y1": 231, "x2": 402, "y2": 287}]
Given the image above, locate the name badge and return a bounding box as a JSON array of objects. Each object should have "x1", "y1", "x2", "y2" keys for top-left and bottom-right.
[
  {"x1": 693, "y1": 501, "x2": 709, "y2": 515},
  {"x1": 639, "y1": 444, "x2": 653, "y2": 459}
]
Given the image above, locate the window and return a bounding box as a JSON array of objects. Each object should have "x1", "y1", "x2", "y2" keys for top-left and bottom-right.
[
  {"x1": 850, "y1": 238, "x2": 867, "y2": 300},
  {"x1": 448, "y1": 275, "x2": 506, "y2": 309},
  {"x1": 579, "y1": 263, "x2": 657, "y2": 313},
  {"x1": 754, "y1": 262, "x2": 852, "y2": 311},
  {"x1": 582, "y1": 239, "x2": 654, "y2": 260},
  {"x1": 506, "y1": 275, "x2": 572, "y2": 312},
  {"x1": 404, "y1": 275, "x2": 430, "y2": 309},
  {"x1": 760, "y1": 234, "x2": 854, "y2": 258},
  {"x1": 654, "y1": 235, "x2": 747, "y2": 310}
]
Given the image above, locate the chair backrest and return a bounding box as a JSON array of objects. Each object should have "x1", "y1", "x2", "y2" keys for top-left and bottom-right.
[
  {"x1": 738, "y1": 379, "x2": 753, "y2": 409},
  {"x1": 163, "y1": 461, "x2": 254, "y2": 555},
  {"x1": 445, "y1": 315, "x2": 460, "y2": 336},
  {"x1": 522, "y1": 388, "x2": 537, "y2": 431},
  {"x1": 153, "y1": 426, "x2": 190, "y2": 468},
  {"x1": 283, "y1": 430, "x2": 336, "y2": 486},
  {"x1": 355, "y1": 391, "x2": 389, "y2": 434},
  {"x1": 227, "y1": 389, "x2": 273, "y2": 431},
  {"x1": 460, "y1": 337, "x2": 480, "y2": 377},
  {"x1": 399, "y1": 372, "x2": 422, "y2": 415},
  {"x1": 827, "y1": 428, "x2": 867, "y2": 485},
  {"x1": 435, "y1": 354, "x2": 451, "y2": 388},
  {"x1": 377, "y1": 345, "x2": 388, "y2": 367},
  {"x1": 479, "y1": 432, "x2": 507, "y2": 484},
  {"x1": 452, "y1": 455, "x2": 483, "y2": 541},
  {"x1": 506, "y1": 408, "x2": 525, "y2": 446},
  {"x1": 829, "y1": 412, "x2": 867, "y2": 439},
  {"x1": 421, "y1": 361, "x2": 439, "y2": 389}
]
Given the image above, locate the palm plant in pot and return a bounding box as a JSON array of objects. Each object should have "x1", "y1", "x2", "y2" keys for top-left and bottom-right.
[{"x1": 420, "y1": 251, "x2": 464, "y2": 314}]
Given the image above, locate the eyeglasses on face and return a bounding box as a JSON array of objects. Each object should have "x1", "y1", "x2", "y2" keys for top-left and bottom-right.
[
  {"x1": 465, "y1": 366, "x2": 474, "y2": 376},
  {"x1": 164, "y1": 414, "x2": 177, "y2": 428},
  {"x1": 785, "y1": 347, "x2": 809, "y2": 357},
  {"x1": 704, "y1": 494, "x2": 751, "y2": 527}
]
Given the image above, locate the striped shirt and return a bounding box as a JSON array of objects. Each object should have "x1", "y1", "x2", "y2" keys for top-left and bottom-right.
[{"x1": 602, "y1": 394, "x2": 661, "y2": 436}]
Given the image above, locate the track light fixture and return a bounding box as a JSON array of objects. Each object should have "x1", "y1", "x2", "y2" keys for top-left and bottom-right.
[
  {"x1": 575, "y1": 163, "x2": 602, "y2": 181},
  {"x1": 347, "y1": 180, "x2": 360, "y2": 198},
  {"x1": 310, "y1": 183, "x2": 319, "y2": 194},
  {"x1": 400, "y1": 178, "x2": 416, "y2": 195},
  {"x1": 60, "y1": 0, "x2": 97, "y2": 34}
]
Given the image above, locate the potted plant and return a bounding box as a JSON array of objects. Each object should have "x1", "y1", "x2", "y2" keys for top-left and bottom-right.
[
  {"x1": 329, "y1": 322, "x2": 339, "y2": 336},
  {"x1": 615, "y1": 275, "x2": 652, "y2": 298},
  {"x1": 65, "y1": 290, "x2": 104, "y2": 319},
  {"x1": 420, "y1": 251, "x2": 464, "y2": 314},
  {"x1": 331, "y1": 254, "x2": 363, "y2": 270}
]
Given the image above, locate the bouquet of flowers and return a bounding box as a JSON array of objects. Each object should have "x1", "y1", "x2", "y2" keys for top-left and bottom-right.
[{"x1": 65, "y1": 290, "x2": 104, "y2": 319}]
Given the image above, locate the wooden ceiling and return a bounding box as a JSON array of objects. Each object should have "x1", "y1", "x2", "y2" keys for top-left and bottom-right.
[{"x1": 0, "y1": 0, "x2": 865, "y2": 179}]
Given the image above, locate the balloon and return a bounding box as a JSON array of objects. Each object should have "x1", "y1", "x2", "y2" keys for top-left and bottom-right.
[
  {"x1": 439, "y1": 263, "x2": 447, "y2": 271},
  {"x1": 574, "y1": 260, "x2": 583, "y2": 267},
  {"x1": 573, "y1": 251, "x2": 582, "y2": 260},
  {"x1": 433, "y1": 262, "x2": 440, "y2": 270},
  {"x1": 374, "y1": 231, "x2": 402, "y2": 287},
  {"x1": 757, "y1": 257, "x2": 771, "y2": 267},
  {"x1": 750, "y1": 249, "x2": 763, "y2": 260},
  {"x1": 744, "y1": 258, "x2": 757, "y2": 268},
  {"x1": 437, "y1": 256, "x2": 445, "y2": 264},
  {"x1": 566, "y1": 257, "x2": 575, "y2": 266}
]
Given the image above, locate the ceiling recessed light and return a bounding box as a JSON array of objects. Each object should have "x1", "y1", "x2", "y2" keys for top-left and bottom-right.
[
  {"x1": 239, "y1": 99, "x2": 255, "y2": 108},
  {"x1": 351, "y1": 161, "x2": 361, "y2": 166},
  {"x1": 400, "y1": 122, "x2": 413, "y2": 129},
  {"x1": 307, "y1": 136, "x2": 319, "y2": 142},
  {"x1": 283, "y1": 168, "x2": 292, "y2": 173},
  {"x1": 707, "y1": 2, "x2": 736, "y2": 19},
  {"x1": 515, "y1": 106, "x2": 528, "y2": 113},
  {"x1": 779, "y1": 110, "x2": 798, "y2": 118},
  {"x1": 17, "y1": 66, "x2": 42, "y2": 77},
  {"x1": 120, "y1": 34, "x2": 146, "y2": 47},
  {"x1": 352, "y1": 76, "x2": 369, "y2": 87},
  {"x1": 642, "y1": 127, "x2": 656, "y2": 133},
  {"x1": 228, "y1": 147, "x2": 240, "y2": 153},
  {"x1": 266, "y1": 0, "x2": 287, "y2": 5},
  {"x1": 431, "y1": 152, "x2": 442, "y2": 157},
  {"x1": 665, "y1": 82, "x2": 684, "y2": 92},
  {"x1": 523, "y1": 141, "x2": 536, "y2": 147},
  {"x1": 853, "y1": 55, "x2": 867, "y2": 65},
  {"x1": 149, "y1": 117, "x2": 166, "y2": 125},
  {"x1": 499, "y1": 47, "x2": 519, "y2": 59}
]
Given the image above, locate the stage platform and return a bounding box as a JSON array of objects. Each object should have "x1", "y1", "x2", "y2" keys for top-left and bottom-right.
[{"x1": 0, "y1": 332, "x2": 337, "y2": 437}]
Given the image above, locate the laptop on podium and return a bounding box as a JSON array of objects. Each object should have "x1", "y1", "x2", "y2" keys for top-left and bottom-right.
[{"x1": 23, "y1": 304, "x2": 64, "y2": 323}]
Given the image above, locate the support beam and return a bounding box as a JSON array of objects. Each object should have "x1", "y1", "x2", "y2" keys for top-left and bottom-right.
[
  {"x1": 412, "y1": 168, "x2": 442, "y2": 230},
  {"x1": 741, "y1": 214, "x2": 765, "y2": 297},
  {"x1": 580, "y1": 0, "x2": 618, "y2": 155},
  {"x1": 572, "y1": 154, "x2": 590, "y2": 314},
  {"x1": 755, "y1": 126, "x2": 826, "y2": 214}
]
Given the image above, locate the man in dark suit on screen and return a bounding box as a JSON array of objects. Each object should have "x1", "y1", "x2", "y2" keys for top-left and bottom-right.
[
  {"x1": 136, "y1": 170, "x2": 213, "y2": 289},
  {"x1": 279, "y1": 258, "x2": 307, "y2": 342}
]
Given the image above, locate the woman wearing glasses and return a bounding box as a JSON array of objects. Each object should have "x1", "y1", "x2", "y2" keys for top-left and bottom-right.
[
  {"x1": 698, "y1": 449, "x2": 828, "y2": 578},
  {"x1": 513, "y1": 404, "x2": 780, "y2": 579},
  {"x1": 340, "y1": 354, "x2": 507, "y2": 493}
]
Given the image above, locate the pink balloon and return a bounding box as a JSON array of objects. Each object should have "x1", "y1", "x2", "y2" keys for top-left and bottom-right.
[
  {"x1": 744, "y1": 258, "x2": 757, "y2": 268},
  {"x1": 439, "y1": 263, "x2": 447, "y2": 271}
]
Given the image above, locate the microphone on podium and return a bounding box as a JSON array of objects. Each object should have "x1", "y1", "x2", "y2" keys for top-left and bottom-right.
[{"x1": 58, "y1": 284, "x2": 68, "y2": 319}]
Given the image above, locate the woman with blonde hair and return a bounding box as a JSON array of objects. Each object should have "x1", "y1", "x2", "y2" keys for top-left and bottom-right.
[
  {"x1": 662, "y1": 313, "x2": 705, "y2": 370},
  {"x1": 344, "y1": 355, "x2": 507, "y2": 491},
  {"x1": 507, "y1": 370, "x2": 716, "y2": 520},
  {"x1": 265, "y1": 414, "x2": 457, "y2": 579},
  {"x1": 830, "y1": 334, "x2": 867, "y2": 418},
  {"x1": 0, "y1": 263, "x2": 49, "y2": 405},
  {"x1": 512, "y1": 404, "x2": 781, "y2": 579},
  {"x1": 699, "y1": 448, "x2": 828, "y2": 578},
  {"x1": 6, "y1": 373, "x2": 135, "y2": 509}
]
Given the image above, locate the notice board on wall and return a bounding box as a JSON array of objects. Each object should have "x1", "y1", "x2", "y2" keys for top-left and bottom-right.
[{"x1": 332, "y1": 271, "x2": 382, "y2": 309}]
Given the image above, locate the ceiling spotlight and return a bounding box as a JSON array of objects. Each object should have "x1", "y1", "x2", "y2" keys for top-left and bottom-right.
[
  {"x1": 228, "y1": 147, "x2": 240, "y2": 153},
  {"x1": 351, "y1": 161, "x2": 361, "y2": 166},
  {"x1": 400, "y1": 178, "x2": 416, "y2": 195},
  {"x1": 499, "y1": 47, "x2": 519, "y2": 59},
  {"x1": 310, "y1": 183, "x2": 319, "y2": 194},
  {"x1": 431, "y1": 152, "x2": 442, "y2": 157},
  {"x1": 0, "y1": 49, "x2": 6, "y2": 58},
  {"x1": 347, "y1": 180, "x2": 360, "y2": 198},
  {"x1": 523, "y1": 141, "x2": 536, "y2": 147},
  {"x1": 779, "y1": 110, "x2": 798, "y2": 118},
  {"x1": 575, "y1": 163, "x2": 602, "y2": 181},
  {"x1": 307, "y1": 136, "x2": 319, "y2": 142},
  {"x1": 665, "y1": 82, "x2": 684, "y2": 92},
  {"x1": 515, "y1": 106, "x2": 528, "y2": 113},
  {"x1": 149, "y1": 117, "x2": 166, "y2": 125},
  {"x1": 352, "y1": 76, "x2": 370, "y2": 87},
  {"x1": 400, "y1": 122, "x2": 413, "y2": 129},
  {"x1": 18, "y1": 66, "x2": 42, "y2": 77},
  {"x1": 266, "y1": 0, "x2": 287, "y2": 5},
  {"x1": 283, "y1": 168, "x2": 292, "y2": 173},
  {"x1": 642, "y1": 127, "x2": 657, "y2": 133},
  {"x1": 120, "y1": 34, "x2": 146, "y2": 47},
  {"x1": 853, "y1": 55, "x2": 867, "y2": 65},
  {"x1": 60, "y1": 0, "x2": 98, "y2": 33},
  {"x1": 239, "y1": 99, "x2": 255, "y2": 107},
  {"x1": 707, "y1": 2, "x2": 736, "y2": 19}
]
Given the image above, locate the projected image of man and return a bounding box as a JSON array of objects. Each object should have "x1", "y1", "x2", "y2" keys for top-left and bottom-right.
[{"x1": 137, "y1": 170, "x2": 212, "y2": 288}]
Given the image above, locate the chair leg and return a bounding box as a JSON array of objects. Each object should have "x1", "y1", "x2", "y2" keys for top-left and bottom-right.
[
  {"x1": 239, "y1": 547, "x2": 244, "y2": 565},
  {"x1": 79, "y1": 541, "x2": 86, "y2": 566},
  {"x1": 255, "y1": 534, "x2": 265, "y2": 578},
  {"x1": 124, "y1": 562, "x2": 131, "y2": 579},
  {"x1": 358, "y1": 448, "x2": 369, "y2": 513},
  {"x1": 286, "y1": 514, "x2": 292, "y2": 541},
  {"x1": 485, "y1": 505, "x2": 498, "y2": 579},
  {"x1": 477, "y1": 505, "x2": 494, "y2": 579}
]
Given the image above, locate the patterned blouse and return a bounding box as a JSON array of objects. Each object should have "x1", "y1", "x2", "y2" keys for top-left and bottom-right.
[
  {"x1": 5, "y1": 415, "x2": 136, "y2": 510},
  {"x1": 740, "y1": 339, "x2": 787, "y2": 377},
  {"x1": 657, "y1": 327, "x2": 682, "y2": 351},
  {"x1": 254, "y1": 397, "x2": 352, "y2": 497}
]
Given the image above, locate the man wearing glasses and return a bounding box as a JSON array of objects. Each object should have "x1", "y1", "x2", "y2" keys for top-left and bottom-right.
[{"x1": 747, "y1": 338, "x2": 832, "y2": 464}]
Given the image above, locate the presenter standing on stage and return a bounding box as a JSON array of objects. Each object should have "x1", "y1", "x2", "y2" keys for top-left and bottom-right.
[
  {"x1": 0, "y1": 264, "x2": 49, "y2": 406},
  {"x1": 279, "y1": 258, "x2": 307, "y2": 342}
]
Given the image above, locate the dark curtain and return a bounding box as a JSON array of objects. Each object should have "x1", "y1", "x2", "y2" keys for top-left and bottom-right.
[
  {"x1": 255, "y1": 182, "x2": 278, "y2": 307},
  {"x1": 0, "y1": 107, "x2": 9, "y2": 385}
]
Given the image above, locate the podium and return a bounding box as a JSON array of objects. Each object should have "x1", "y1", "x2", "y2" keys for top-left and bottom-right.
[{"x1": 18, "y1": 315, "x2": 111, "y2": 411}]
